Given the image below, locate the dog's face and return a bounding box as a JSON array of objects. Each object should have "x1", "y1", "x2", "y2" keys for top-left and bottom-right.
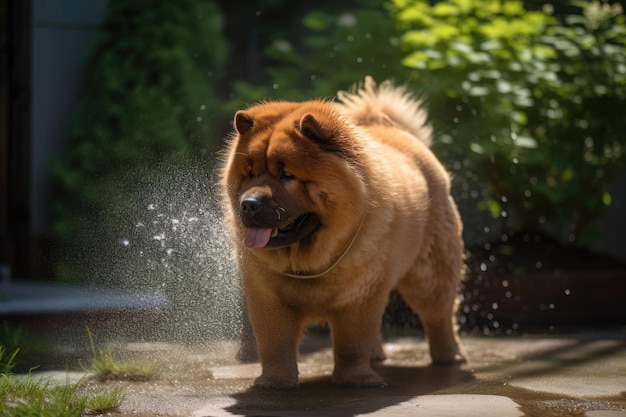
[{"x1": 222, "y1": 101, "x2": 368, "y2": 270}]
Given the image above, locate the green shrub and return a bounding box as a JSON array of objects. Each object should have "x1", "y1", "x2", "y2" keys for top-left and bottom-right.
[
  {"x1": 391, "y1": 0, "x2": 626, "y2": 240},
  {"x1": 50, "y1": 0, "x2": 227, "y2": 280},
  {"x1": 224, "y1": 0, "x2": 412, "y2": 111}
]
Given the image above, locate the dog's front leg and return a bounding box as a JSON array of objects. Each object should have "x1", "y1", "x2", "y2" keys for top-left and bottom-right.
[
  {"x1": 245, "y1": 288, "x2": 301, "y2": 389},
  {"x1": 329, "y1": 302, "x2": 387, "y2": 387}
]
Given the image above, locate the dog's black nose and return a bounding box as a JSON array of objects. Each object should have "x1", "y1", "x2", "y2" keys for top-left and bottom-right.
[{"x1": 241, "y1": 197, "x2": 262, "y2": 216}]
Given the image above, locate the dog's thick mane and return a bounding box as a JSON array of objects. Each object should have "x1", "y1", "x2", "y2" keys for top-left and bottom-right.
[{"x1": 335, "y1": 76, "x2": 432, "y2": 147}]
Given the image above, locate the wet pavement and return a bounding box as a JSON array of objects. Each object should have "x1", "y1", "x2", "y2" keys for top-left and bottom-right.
[{"x1": 25, "y1": 331, "x2": 626, "y2": 417}]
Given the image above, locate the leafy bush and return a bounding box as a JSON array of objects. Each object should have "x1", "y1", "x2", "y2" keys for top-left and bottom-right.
[
  {"x1": 391, "y1": 0, "x2": 626, "y2": 240},
  {"x1": 51, "y1": 0, "x2": 226, "y2": 240},
  {"x1": 50, "y1": 0, "x2": 227, "y2": 280},
  {"x1": 224, "y1": 0, "x2": 412, "y2": 110}
]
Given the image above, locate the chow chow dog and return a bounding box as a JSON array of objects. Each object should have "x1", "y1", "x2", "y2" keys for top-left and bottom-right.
[{"x1": 220, "y1": 77, "x2": 466, "y2": 388}]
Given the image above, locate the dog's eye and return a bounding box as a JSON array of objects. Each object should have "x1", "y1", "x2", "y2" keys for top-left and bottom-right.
[
  {"x1": 248, "y1": 169, "x2": 255, "y2": 179},
  {"x1": 280, "y1": 170, "x2": 296, "y2": 181}
]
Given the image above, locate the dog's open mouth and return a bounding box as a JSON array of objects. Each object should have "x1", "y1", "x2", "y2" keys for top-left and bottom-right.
[{"x1": 245, "y1": 213, "x2": 319, "y2": 249}]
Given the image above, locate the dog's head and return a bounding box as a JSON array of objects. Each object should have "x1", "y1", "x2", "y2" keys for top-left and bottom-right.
[{"x1": 221, "y1": 100, "x2": 368, "y2": 271}]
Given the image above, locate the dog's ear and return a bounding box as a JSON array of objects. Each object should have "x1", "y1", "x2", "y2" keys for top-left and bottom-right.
[
  {"x1": 299, "y1": 113, "x2": 329, "y2": 142},
  {"x1": 299, "y1": 112, "x2": 360, "y2": 161},
  {"x1": 235, "y1": 111, "x2": 254, "y2": 134}
]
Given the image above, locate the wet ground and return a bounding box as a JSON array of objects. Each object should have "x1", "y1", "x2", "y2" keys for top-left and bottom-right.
[{"x1": 30, "y1": 331, "x2": 626, "y2": 417}]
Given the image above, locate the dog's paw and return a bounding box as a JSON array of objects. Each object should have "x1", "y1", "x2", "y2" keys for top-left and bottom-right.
[
  {"x1": 431, "y1": 350, "x2": 467, "y2": 366},
  {"x1": 253, "y1": 374, "x2": 298, "y2": 390},
  {"x1": 370, "y1": 344, "x2": 387, "y2": 363},
  {"x1": 333, "y1": 366, "x2": 386, "y2": 388}
]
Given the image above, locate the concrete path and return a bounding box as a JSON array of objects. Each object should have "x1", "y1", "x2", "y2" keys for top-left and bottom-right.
[{"x1": 24, "y1": 332, "x2": 626, "y2": 417}]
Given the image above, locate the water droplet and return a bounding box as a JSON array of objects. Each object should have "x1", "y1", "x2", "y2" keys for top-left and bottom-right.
[
  {"x1": 492, "y1": 302, "x2": 499, "y2": 310},
  {"x1": 564, "y1": 289, "x2": 571, "y2": 295},
  {"x1": 480, "y1": 263, "x2": 487, "y2": 272},
  {"x1": 502, "y1": 280, "x2": 509, "y2": 288}
]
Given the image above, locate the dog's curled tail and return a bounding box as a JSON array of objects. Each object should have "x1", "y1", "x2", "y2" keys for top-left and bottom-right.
[{"x1": 336, "y1": 76, "x2": 432, "y2": 147}]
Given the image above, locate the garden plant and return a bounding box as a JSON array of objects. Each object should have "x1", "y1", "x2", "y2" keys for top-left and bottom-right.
[{"x1": 391, "y1": 0, "x2": 626, "y2": 240}]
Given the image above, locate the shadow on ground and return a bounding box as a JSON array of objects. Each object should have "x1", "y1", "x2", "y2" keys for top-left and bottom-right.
[{"x1": 226, "y1": 364, "x2": 474, "y2": 416}]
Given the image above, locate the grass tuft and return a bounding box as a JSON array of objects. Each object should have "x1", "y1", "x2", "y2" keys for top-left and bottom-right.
[
  {"x1": 0, "y1": 345, "x2": 125, "y2": 417},
  {"x1": 0, "y1": 322, "x2": 49, "y2": 370},
  {"x1": 85, "y1": 327, "x2": 158, "y2": 381}
]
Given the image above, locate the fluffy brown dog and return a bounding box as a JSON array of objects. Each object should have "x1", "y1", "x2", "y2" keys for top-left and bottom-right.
[{"x1": 220, "y1": 77, "x2": 466, "y2": 388}]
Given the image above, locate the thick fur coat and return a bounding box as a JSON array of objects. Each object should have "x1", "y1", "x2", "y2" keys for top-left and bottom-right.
[{"x1": 220, "y1": 77, "x2": 466, "y2": 388}]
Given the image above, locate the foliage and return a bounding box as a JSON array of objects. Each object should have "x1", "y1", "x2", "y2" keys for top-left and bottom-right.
[
  {"x1": 223, "y1": 0, "x2": 412, "y2": 112},
  {"x1": 391, "y1": 0, "x2": 626, "y2": 240},
  {"x1": 49, "y1": 0, "x2": 227, "y2": 281},
  {"x1": 50, "y1": 0, "x2": 226, "y2": 240},
  {"x1": 0, "y1": 346, "x2": 124, "y2": 417}
]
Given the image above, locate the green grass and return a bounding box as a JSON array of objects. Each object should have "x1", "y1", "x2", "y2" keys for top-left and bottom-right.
[
  {"x1": 85, "y1": 327, "x2": 158, "y2": 381},
  {"x1": 0, "y1": 326, "x2": 159, "y2": 416},
  {"x1": 0, "y1": 322, "x2": 49, "y2": 370},
  {"x1": 0, "y1": 345, "x2": 125, "y2": 417}
]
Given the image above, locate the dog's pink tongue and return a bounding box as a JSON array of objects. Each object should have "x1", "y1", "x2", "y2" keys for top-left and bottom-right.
[{"x1": 245, "y1": 227, "x2": 274, "y2": 248}]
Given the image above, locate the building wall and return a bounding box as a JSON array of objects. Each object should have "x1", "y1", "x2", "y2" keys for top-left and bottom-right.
[{"x1": 31, "y1": 0, "x2": 107, "y2": 236}]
